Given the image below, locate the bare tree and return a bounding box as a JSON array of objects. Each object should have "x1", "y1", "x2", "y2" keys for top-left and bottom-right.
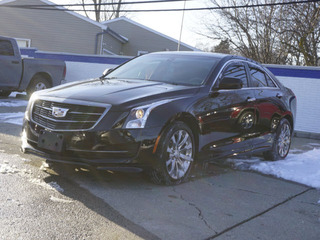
[
  {"x1": 279, "y1": 2, "x2": 320, "y2": 66},
  {"x1": 203, "y1": 0, "x2": 291, "y2": 64},
  {"x1": 202, "y1": 0, "x2": 320, "y2": 65},
  {"x1": 81, "y1": 0, "x2": 125, "y2": 22}
]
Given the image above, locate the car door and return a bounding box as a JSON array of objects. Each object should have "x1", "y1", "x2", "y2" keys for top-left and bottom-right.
[
  {"x1": 247, "y1": 63, "x2": 286, "y2": 147},
  {"x1": 0, "y1": 37, "x2": 22, "y2": 88},
  {"x1": 194, "y1": 61, "x2": 257, "y2": 159}
]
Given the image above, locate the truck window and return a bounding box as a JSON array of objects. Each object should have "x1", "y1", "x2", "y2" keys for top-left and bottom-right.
[{"x1": 0, "y1": 40, "x2": 14, "y2": 56}]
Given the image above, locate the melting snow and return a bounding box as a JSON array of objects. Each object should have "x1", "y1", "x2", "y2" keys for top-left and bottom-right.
[
  {"x1": 8, "y1": 91, "x2": 27, "y2": 98},
  {"x1": 0, "y1": 112, "x2": 25, "y2": 125},
  {"x1": 0, "y1": 162, "x2": 19, "y2": 174},
  {"x1": 50, "y1": 196, "x2": 73, "y2": 203},
  {"x1": 29, "y1": 178, "x2": 64, "y2": 192},
  {"x1": 229, "y1": 148, "x2": 320, "y2": 189},
  {"x1": 0, "y1": 100, "x2": 28, "y2": 107}
]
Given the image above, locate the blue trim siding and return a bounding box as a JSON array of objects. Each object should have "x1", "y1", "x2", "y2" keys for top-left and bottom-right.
[
  {"x1": 20, "y1": 48, "x2": 132, "y2": 65},
  {"x1": 266, "y1": 67, "x2": 320, "y2": 79},
  {"x1": 20, "y1": 48, "x2": 320, "y2": 78}
]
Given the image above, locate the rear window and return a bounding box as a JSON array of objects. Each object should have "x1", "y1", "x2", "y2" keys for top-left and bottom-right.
[{"x1": 0, "y1": 40, "x2": 14, "y2": 56}]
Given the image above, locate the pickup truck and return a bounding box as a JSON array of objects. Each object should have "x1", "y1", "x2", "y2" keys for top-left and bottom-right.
[{"x1": 0, "y1": 36, "x2": 66, "y2": 97}]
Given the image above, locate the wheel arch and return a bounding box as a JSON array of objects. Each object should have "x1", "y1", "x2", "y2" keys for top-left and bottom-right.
[
  {"x1": 28, "y1": 72, "x2": 53, "y2": 88},
  {"x1": 283, "y1": 114, "x2": 294, "y2": 133},
  {"x1": 155, "y1": 112, "x2": 200, "y2": 155}
]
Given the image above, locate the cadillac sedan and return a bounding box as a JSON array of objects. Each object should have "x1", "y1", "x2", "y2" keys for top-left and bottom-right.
[{"x1": 21, "y1": 52, "x2": 296, "y2": 185}]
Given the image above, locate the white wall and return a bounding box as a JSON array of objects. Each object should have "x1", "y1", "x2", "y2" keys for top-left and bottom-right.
[
  {"x1": 278, "y1": 77, "x2": 320, "y2": 134},
  {"x1": 65, "y1": 62, "x2": 118, "y2": 82}
]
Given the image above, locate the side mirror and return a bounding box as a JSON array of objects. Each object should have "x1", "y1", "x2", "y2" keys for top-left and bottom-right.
[
  {"x1": 219, "y1": 77, "x2": 243, "y2": 89},
  {"x1": 100, "y1": 68, "x2": 114, "y2": 79}
]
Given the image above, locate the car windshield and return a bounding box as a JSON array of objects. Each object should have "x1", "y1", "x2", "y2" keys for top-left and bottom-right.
[{"x1": 106, "y1": 54, "x2": 220, "y2": 86}]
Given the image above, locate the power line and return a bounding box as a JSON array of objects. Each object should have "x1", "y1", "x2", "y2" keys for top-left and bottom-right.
[
  {"x1": 1, "y1": 0, "x2": 319, "y2": 12},
  {"x1": 3, "y1": 0, "x2": 193, "y2": 8}
]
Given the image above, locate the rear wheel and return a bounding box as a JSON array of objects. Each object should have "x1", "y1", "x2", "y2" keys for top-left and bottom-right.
[
  {"x1": 263, "y1": 118, "x2": 292, "y2": 161},
  {"x1": 0, "y1": 90, "x2": 11, "y2": 97},
  {"x1": 27, "y1": 76, "x2": 51, "y2": 96},
  {"x1": 149, "y1": 122, "x2": 195, "y2": 185}
]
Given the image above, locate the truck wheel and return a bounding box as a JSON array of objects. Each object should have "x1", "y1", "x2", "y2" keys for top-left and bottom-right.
[
  {"x1": 149, "y1": 121, "x2": 195, "y2": 185},
  {"x1": 0, "y1": 90, "x2": 11, "y2": 97},
  {"x1": 27, "y1": 77, "x2": 51, "y2": 96}
]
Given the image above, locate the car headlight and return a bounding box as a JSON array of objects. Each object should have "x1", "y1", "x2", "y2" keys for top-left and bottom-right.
[{"x1": 125, "y1": 99, "x2": 173, "y2": 129}]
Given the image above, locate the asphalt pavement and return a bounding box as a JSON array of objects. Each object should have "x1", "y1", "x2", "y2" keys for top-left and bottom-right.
[{"x1": 0, "y1": 95, "x2": 319, "y2": 240}]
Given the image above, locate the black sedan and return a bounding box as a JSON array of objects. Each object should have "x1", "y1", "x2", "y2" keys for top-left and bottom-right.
[{"x1": 21, "y1": 52, "x2": 296, "y2": 185}]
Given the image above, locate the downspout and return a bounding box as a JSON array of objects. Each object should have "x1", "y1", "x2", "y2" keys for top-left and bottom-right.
[
  {"x1": 100, "y1": 31, "x2": 104, "y2": 55},
  {"x1": 95, "y1": 28, "x2": 108, "y2": 55}
]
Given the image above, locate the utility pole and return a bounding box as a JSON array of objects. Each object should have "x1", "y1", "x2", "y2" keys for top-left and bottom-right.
[{"x1": 177, "y1": 0, "x2": 187, "y2": 51}]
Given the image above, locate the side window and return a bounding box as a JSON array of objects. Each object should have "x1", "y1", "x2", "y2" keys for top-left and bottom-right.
[
  {"x1": 220, "y1": 63, "x2": 248, "y2": 88},
  {"x1": 249, "y1": 66, "x2": 268, "y2": 87},
  {"x1": 0, "y1": 40, "x2": 14, "y2": 56},
  {"x1": 265, "y1": 74, "x2": 277, "y2": 87}
]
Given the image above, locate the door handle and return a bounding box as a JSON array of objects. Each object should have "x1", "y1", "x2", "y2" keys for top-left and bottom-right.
[
  {"x1": 12, "y1": 60, "x2": 19, "y2": 64},
  {"x1": 276, "y1": 93, "x2": 283, "y2": 99},
  {"x1": 247, "y1": 97, "x2": 256, "y2": 102}
]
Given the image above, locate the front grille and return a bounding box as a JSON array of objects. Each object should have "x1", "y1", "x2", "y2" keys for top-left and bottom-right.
[{"x1": 31, "y1": 99, "x2": 107, "y2": 131}]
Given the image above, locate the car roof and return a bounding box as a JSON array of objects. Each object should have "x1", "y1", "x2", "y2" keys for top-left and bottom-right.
[{"x1": 148, "y1": 51, "x2": 261, "y2": 65}]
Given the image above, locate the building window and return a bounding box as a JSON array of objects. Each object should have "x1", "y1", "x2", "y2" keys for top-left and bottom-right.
[
  {"x1": 15, "y1": 38, "x2": 31, "y2": 48},
  {"x1": 138, "y1": 51, "x2": 148, "y2": 56}
]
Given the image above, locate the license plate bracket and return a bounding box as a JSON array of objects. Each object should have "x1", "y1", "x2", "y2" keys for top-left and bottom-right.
[{"x1": 38, "y1": 130, "x2": 64, "y2": 152}]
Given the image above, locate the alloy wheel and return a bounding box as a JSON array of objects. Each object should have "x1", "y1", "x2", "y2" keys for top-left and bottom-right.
[
  {"x1": 166, "y1": 130, "x2": 193, "y2": 179},
  {"x1": 277, "y1": 123, "x2": 291, "y2": 158}
]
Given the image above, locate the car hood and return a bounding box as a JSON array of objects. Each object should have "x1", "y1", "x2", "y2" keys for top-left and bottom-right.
[{"x1": 37, "y1": 79, "x2": 199, "y2": 110}]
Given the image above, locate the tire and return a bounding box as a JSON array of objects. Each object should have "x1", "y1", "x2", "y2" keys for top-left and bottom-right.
[
  {"x1": 149, "y1": 121, "x2": 195, "y2": 185},
  {"x1": 27, "y1": 77, "x2": 51, "y2": 96},
  {"x1": 0, "y1": 90, "x2": 11, "y2": 97},
  {"x1": 263, "y1": 118, "x2": 292, "y2": 161}
]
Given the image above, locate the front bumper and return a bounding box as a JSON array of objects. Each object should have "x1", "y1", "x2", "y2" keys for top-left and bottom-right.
[{"x1": 22, "y1": 119, "x2": 162, "y2": 170}]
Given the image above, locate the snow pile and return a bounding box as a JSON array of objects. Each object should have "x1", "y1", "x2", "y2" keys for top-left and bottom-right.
[
  {"x1": 9, "y1": 92, "x2": 27, "y2": 98},
  {"x1": 0, "y1": 100, "x2": 28, "y2": 107},
  {"x1": 0, "y1": 112, "x2": 25, "y2": 125},
  {"x1": 29, "y1": 178, "x2": 64, "y2": 192},
  {"x1": 230, "y1": 148, "x2": 320, "y2": 189}
]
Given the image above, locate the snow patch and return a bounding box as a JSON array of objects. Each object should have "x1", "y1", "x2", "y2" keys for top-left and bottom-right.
[
  {"x1": 0, "y1": 162, "x2": 19, "y2": 174},
  {"x1": 0, "y1": 112, "x2": 25, "y2": 125},
  {"x1": 231, "y1": 148, "x2": 320, "y2": 189},
  {"x1": 29, "y1": 178, "x2": 64, "y2": 192},
  {"x1": 9, "y1": 92, "x2": 26, "y2": 98},
  {"x1": 50, "y1": 196, "x2": 73, "y2": 203},
  {"x1": 0, "y1": 100, "x2": 28, "y2": 107}
]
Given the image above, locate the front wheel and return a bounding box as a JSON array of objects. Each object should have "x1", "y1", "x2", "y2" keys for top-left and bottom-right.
[
  {"x1": 149, "y1": 122, "x2": 195, "y2": 185},
  {"x1": 263, "y1": 118, "x2": 292, "y2": 161}
]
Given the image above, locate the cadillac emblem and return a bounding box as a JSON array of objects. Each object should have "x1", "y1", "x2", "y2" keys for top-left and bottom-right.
[{"x1": 52, "y1": 107, "x2": 69, "y2": 118}]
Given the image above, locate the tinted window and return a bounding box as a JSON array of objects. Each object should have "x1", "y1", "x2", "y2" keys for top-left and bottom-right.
[
  {"x1": 0, "y1": 40, "x2": 14, "y2": 56},
  {"x1": 221, "y1": 63, "x2": 248, "y2": 87},
  {"x1": 249, "y1": 67, "x2": 268, "y2": 87}
]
